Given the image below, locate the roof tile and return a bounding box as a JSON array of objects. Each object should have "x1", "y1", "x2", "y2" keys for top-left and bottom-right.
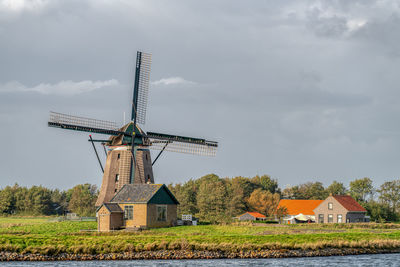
[
  {"x1": 333, "y1": 195, "x2": 366, "y2": 212},
  {"x1": 277, "y1": 199, "x2": 324, "y2": 215}
]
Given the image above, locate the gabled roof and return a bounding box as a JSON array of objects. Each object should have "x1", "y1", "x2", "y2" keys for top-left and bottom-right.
[
  {"x1": 110, "y1": 184, "x2": 179, "y2": 204},
  {"x1": 277, "y1": 199, "x2": 324, "y2": 215},
  {"x1": 96, "y1": 202, "x2": 123, "y2": 213},
  {"x1": 333, "y1": 195, "x2": 366, "y2": 212},
  {"x1": 240, "y1": 212, "x2": 266, "y2": 218}
]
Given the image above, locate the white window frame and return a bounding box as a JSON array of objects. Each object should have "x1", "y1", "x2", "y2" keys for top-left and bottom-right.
[
  {"x1": 337, "y1": 214, "x2": 343, "y2": 223},
  {"x1": 328, "y1": 202, "x2": 333, "y2": 210},
  {"x1": 124, "y1": 205, "x2": 133, "y2": 220},
  {"x1": 328, "y1": 214, "x2": 333, "y2": 223}
]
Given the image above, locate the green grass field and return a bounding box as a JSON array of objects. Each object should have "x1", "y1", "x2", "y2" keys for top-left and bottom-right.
[{"x1": 1, "y1": 217, "x2": 400, "y2": 255}]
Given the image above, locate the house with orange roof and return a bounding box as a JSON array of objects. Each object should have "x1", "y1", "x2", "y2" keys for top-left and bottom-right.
[
  {"x1": 277, "y1": 199, "x2": 324, "y2": 224},
  {"x1": 313, "y1": 195, "x2": 368, "y2": 223},
  {"x1": 277, "y1": 195, "x2": 368, "y2": 224},
  {"x1": 238, "y1": 212, "x2": 267, "y2": 221}
]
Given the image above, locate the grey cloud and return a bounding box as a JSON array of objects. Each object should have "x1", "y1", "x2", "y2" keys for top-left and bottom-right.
[
  {"x1": 151, "y1": 77, "x2": 196, "y2": 86},
  {"x1": 0, "y1": 79, "x2": 119, "y2": 95},
  {"x1": 1, "y1": 0, "x2": 400, "y2": 189}
]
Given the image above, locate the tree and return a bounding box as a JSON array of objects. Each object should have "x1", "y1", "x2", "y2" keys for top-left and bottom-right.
[
  {"x1": 251, "y1": 175, "x2": 279, "y2": 193},
  {"x1": 378, "y1": 180, "x2": 400, "y2": 213},
  {"x1": 363, "y1": 200, "x2": 398, "y2": 222},
  {"x1": 196, "y1": 174, "x2": 227, "y2": 222},
  {"x1": 14, "y1": 186, "x2": 29, "y2": 214},
  {"x1": 225, "y1": 178, "x2": 247, "y2": 217},
  {"x1": 326, "y1": 181, "x2": 347, "y2": 195},
  {"x1": 28, "y1": 186, "x2": 53, "y2": 215},
  {"x1": 51, "y1": 189, "x2": 68, "y2": 215},
  {"x1": 282, "y1": 182, "x2": 327, "y2": 200},
  {"x1": 68, "y1": 184, "x2": 98, "y2": 216},
  {"x1": 246, "y1": 188, "x2": 280, "y2": 217},
  {"x1": 0, "y1": 186, "x2": 15, "y2": 214},
  {"x1": 169, "y1": 179, "x2": 199, "y2": 216},
  {"x1": 349, "y1": 177, "x2": 374, "y2": 203}
]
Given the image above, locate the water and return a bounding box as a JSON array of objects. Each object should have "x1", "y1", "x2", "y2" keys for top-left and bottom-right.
[{"x1": 1, "y1": 253, "x2": 400, "y2": 266}]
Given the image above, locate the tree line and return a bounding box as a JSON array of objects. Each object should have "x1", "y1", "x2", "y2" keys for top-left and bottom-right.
[
  {"x1": 0, "y1": 184, "x2": 97, "y2": 216},
  {"x1": 0, "y1": 175, "x2": 399, "y2": 222},
  {"x1": 169, "y1": 175, "x2": 400, "y2": 223}
]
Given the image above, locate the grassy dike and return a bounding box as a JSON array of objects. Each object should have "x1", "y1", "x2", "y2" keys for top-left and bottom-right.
[{"x1": 1, "y1": 217, "x2": 400, "y2": 260}]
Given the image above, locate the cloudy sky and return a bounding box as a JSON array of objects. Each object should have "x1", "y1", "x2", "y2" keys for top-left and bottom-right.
[{"x1": 1, "y1": 0, "x2": 400, "y2": 190}]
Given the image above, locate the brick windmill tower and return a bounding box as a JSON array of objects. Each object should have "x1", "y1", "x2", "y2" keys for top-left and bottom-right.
[{"x1": 48, "y1": 51, "x2": 218, "y2": 206}]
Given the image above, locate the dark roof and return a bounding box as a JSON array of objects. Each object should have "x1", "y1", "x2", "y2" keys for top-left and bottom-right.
[
  {"x1": 333, "y1": 195, "x2": 366, "y2": 212},
  {"x1": 97, "y1": 202, "x2": 123, "y2": 213},
  {"x1": 110, "y1": 184, "x2": 179, "y2": 204}
]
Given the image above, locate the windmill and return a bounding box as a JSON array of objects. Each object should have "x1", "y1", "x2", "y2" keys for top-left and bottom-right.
[{"x1": 48, "y1": 51, "x2": 218, "y2": 206}]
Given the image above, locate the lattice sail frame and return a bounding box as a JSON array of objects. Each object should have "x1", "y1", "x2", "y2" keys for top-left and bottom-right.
[
  {"x1": 148, "y1": 138, "x2": 217, "y2": 156},
  {"x1": 49, "y1": 111, "x2": 118, "y2": 131},
  {"x1": 136, "y1": 52, "x2": 152, "y2": 125}
]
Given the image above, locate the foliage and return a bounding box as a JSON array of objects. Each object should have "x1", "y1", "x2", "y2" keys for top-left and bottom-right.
[
  {"x1": 246, "y1": 189, "x2": 280, "y2": 216},
  {"x1": 169, "y1": 174, "x2": 281, "y2": 222},
  {"x1": 2, "y1": 175, "x2": 400, "y2": 222},
  {"x1": 326, "y1": 181, "x2": 347, "y2": 195},
  {"x1": 349, "y1": 177, "x2": 374, "y2": 203},
  {"x1": 282, "y1": 182, "x2": 328, "y2": 200},
  {"x1": 378, "y1": 180, "x2": 400, "y2": 213},
  {"x1": 68, "y1": 184, "x2": 98, "y2": 216},
  {"x1": 196, "y1": 174, "x2": 227, "y2": 223},
  {"x1": 250, "y1": 175, "x2": 279, "y2": 193},
  {"x1": 363, "y1": 201, "x2": 398, "y2": 222},
  {"x1": 0, "y1": 184, "x2": 97, "y2": 216}
]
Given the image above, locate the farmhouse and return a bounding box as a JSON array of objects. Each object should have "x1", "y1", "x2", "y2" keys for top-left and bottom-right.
[
  {"x1": 97, "y1": 184, "x2": 179, "y2": 231},
  {"x1": 313, "y1": 195, "x2": 368, "y2": 223},
  {"x1": 278, "y1": 195, "x2": 368, "y2": 224},
  {"x1": 238, "y1": 212, "x2": 267, "y2": 221},
  {"x1": 277, "y1": 199, "x2": 323, "y2": 224}
]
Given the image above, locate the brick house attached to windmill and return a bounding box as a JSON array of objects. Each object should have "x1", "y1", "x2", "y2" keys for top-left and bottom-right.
[{"x1": 97, "y1": 184, "x2": 179, "y2": 231}]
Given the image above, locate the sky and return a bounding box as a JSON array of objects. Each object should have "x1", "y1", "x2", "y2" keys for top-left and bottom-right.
[{"x1": 1, "y1": 0, "x2": 400, "y2": 190}]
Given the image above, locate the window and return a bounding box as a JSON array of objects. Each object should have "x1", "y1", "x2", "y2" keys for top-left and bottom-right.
[
  {"x1": 328, "y1": 202, "x2": 333, "y2": 210},
  {"x1": 147, "y1": 174, "x2": 151, "y2": 183},
  {"x1": 117, "y1": 153, "x2": 120, "y2": 159},
  {"x1": 145, "y1": 154, "x2": 148, "y2": 161},
  {"x1": 337, "y1": 214, "x2": 343, "y2": 223},
  {"x1": 318, "y1": 214, "x2": 324, "y2": 223},
  {"x1": 115, "y1": 174, "x2": 119, "y2": 182},
  {"x1": 124, "y1": 206, "x2": 133, "y2": 220},
  {"x1": 157, "y1": 205, "x2": 167, "y2": 222},
  {"x1": 328, "y1": 214, "x2": 333, "y2": 223}
]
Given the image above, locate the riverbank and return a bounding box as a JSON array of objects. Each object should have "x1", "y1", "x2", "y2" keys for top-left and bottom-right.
[
  {"x1": 1, "y1": 217, "x2": 400, "y2": 261},
  {"x1": 1, "y1": 248, "x2": 400, "y2": 261}
]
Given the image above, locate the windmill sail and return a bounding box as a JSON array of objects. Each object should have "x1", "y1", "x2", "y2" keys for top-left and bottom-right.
[
  {"x1": 132, "y1": 51, "x2": 152, "y2": 125},
  {"x1": 147, "y1": 131, "x2": 218, "y2": 156},
  {"x1": 48, "y1": 111, "x2": 122, "y2": 136}
]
